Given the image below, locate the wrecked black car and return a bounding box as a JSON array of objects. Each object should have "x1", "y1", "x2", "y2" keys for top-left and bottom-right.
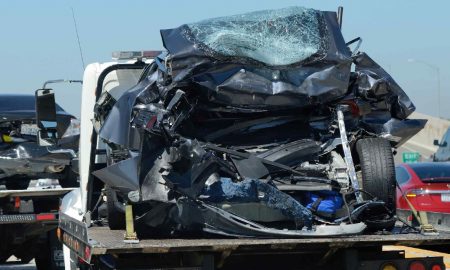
[
  {"x1": 0, "y1": 94, "x2": 79, "y2": 189},
  {"x1": 93, "y1": 7, "x2": 426, "y2": 237}
]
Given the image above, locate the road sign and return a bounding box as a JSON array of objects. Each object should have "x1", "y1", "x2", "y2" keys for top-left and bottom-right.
[{"x1": 402, "y1": 152, "x2": 421, "y2": 163}]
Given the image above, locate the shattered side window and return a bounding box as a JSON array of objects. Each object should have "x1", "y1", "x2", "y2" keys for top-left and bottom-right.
[{"x1": 185, "y1": 6, "x2": 329, "y2": 66}]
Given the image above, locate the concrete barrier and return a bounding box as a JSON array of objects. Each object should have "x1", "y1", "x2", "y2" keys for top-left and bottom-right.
[{"x1": 396, "y1": 112, "x2": 450, "y2": 163}]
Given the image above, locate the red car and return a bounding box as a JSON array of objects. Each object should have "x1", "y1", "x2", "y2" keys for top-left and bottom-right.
[{"x1": 396, "y1": 163, "x2": 450, "y2": 217}]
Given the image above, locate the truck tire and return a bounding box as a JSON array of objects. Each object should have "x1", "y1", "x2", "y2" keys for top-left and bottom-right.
[
  {"x1": 105, "y1": 186, "x2": 126, "y2": 230},
  {"x1": 356, "y1": 138, "x2": 396, "y2": 212},
  {"x1": 4, "y1": 177, "x2": 31, "y2": 190},
  {"x1": 59, "y1": 167, "x2": 79, "y2": 188},
  {"x1": 35, "y1": 230, "x2": 64, "y2": 270}
]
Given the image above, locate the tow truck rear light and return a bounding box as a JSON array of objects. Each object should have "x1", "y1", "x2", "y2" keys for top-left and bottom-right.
[
  {"x1": 408, "y1": 261, "x2": 425, "y2": 270},
  {"x1": 112, "y1": 50, "x2": 162, "y2": 60},
  {"x1": 14, "y1": 196, "x2": 20, "y2": 209},
  {"x1": 405, "y1": 188, "x2": 426, "y2": 198},
  {"x1": 431, "y1": 264, "x2": 444, "y2": 270},
  {"x1": 36, "y1": 213, "x2": 56, "y2": 221},
  {"x1": 56, "y1": 227, "x2": 62, "y2": 240},
  {"x1": 84, "y1": 245, "x2": 91, "y2": 260},
  {"x1": 381, "y1": 263, "x2": 398, "y2": 270}
]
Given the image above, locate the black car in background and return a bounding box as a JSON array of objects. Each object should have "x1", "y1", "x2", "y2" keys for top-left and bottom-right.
[{"x1": 0, "y1": 94, "x2": 79, "y2": 189}]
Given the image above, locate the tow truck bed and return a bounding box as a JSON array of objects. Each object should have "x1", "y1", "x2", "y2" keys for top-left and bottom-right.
[
  {"x1": 0, "y1": 188, "x2": 75, "y2": 198},
  {"x1": 86, "y1": 227, "x2": 450, "y2": 255}
]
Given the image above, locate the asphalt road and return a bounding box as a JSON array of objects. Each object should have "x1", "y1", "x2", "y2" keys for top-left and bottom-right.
[{"x1": 0, "y1": 258, "x2": 36, "y2": 270}]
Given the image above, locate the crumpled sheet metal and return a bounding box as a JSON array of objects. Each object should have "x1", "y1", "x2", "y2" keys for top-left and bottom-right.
[
  {"x1": 177, "y1": 198, "x2": 366, "y2": 237},
  {"x1": 202, "y1": 178, "x2": 313, "y2": 228},
  {"x1": 160, "y1": 7, "x2": 353, "y2": 109},
  {"x1": 0, "y1": 142, "x2": 72, "y2": 179},
  {"x1": 381, "y1": 118, "x2": 427, "y2": 146},
  {"x1": 92, "y1": 155, "x2": 140, "y2": 194},
  {"x1": 353, "y1": 52, "x2": 415, "y2": 119},
  {"x1": 92, "y1": 7, "x2": 424, "y2": 238},
  {"x1": 97, "y1": 74, "x2": 158, "y2": 148}
]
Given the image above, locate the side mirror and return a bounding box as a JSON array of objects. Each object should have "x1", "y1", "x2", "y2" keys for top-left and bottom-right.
[
  {"x1": 35, "y1": 89, "x2": 58, "y2": 146},
  {"x1": 443, "y1": 141, "x2": 448, "y2": 147},
  {"x1": 434, "y1": 139, "x2": 440, "y2": 146}
]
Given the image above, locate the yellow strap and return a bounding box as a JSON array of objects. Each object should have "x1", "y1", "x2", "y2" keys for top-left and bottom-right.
[{"x1": 2, "y1": 134, "x2": 13, "y2": 143}]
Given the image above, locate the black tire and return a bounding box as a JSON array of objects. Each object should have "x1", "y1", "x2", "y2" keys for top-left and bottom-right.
[
  {"x1": 35, "y1": 230, "x2": 64, "y2": 270},
  {"x1": 356, "y1": 138, "x2": 396, "y2": 212},
  {"x1": 34, "y1": 241, "x2": 51, "y2": 270},
  {"x1": 4, "y1": 177, "x2": 31, "y2": 190},
  {"x1": 59, "y1": 167, "x2": 79, "y2": 188},
  {"x1": 105, "y1": 186, "x2": 126, "y2": 230}
]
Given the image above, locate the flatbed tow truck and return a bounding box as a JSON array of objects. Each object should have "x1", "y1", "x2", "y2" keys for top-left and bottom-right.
[
  {"x1": 0, "y1": 185, "x2": 74, "y2": 269},
  {"x1": 61, "y1": 222, "x2": 450, "y2": 269},
  {"x1": 32, "y1": 49, "x2": 447, "y2": 270}
]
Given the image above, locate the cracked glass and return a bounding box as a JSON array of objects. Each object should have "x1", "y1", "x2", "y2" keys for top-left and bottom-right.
[{"x1": 185, "y1": 6, "x2": 329, "y2": 66}]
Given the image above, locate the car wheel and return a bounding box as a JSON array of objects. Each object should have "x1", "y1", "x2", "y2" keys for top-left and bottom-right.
[
  {"x1": 105, "y1": 186, "x2": 126, "y2": 230},
  {"x1": 356, "y1": 138, "x2": 396, "y2": 212}
]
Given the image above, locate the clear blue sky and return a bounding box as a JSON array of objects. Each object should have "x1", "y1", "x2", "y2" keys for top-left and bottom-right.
[{"x1": 0, "y1": 0, "x2": 448, "y2": 119}]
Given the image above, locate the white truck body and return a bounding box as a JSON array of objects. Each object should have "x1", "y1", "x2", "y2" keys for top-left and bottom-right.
[{"x1": 60, "y1": 58, "x2": 152, "y2": 268}]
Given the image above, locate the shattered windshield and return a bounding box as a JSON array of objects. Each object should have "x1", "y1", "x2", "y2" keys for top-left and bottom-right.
[{"x1": 185, "y1": 7, "x2": 329, "y2": 66}]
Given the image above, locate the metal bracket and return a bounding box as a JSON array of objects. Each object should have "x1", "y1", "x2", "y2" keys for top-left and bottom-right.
[
  {"x1": 336, "y1": 107, "x2": 363, "y2": 202},
  {"x1": 418, "y1": 211, "x2": 438, "y2": 236},
  {"x1": 397, "y1": 183, "x2": 438, "y2": 235}
]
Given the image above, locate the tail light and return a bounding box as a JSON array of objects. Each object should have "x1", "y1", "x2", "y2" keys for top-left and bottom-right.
[
  {"x1": 36, "y1": 213, "x2": 56, "y2": 221},
  {"x1": 84, "y1": 245, "x2": 91, "y2": 260},
  {"x1": 62, "y1": 118, "x2": 80, "y2": 138},
  {"x1": 381, "y1": 263, "x2": 398, "y2": 270},
  {"x1": 14, "y1": 196, "x2": 20, "y2": 209},
  {"x1": 405, "y1": 189, "x2": 426, "y2": 198},
  {"x1": 408, "y1": 261, "x2": 425, "y2": 270},
  {"x1": 340, "y1": 100, "x2": 371, "y2": 116},
  {"x1": 56, "y1": 227, "x2": 62, "y2": 240},
  {"x1": 431, "y1": 264, "x2": 444, "y2": 270}
]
